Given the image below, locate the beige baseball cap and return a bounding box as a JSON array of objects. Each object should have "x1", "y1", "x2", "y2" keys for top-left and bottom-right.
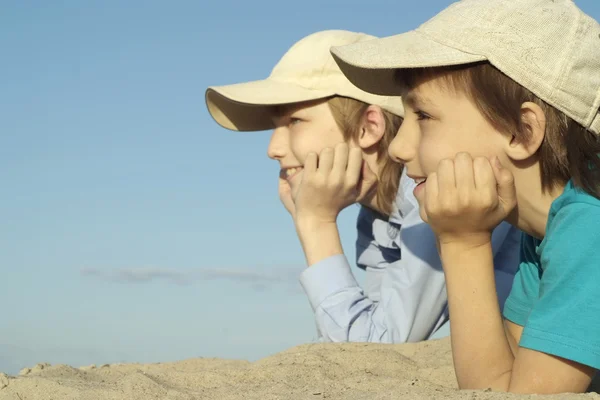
[
  {"x1": 330, "y1": 0, "x2": 600, "y2": 135},
  {"x1": 205, "y1": 30, "x2": 404, "y2": 132}
]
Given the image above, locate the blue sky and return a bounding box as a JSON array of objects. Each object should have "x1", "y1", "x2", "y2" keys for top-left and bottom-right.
[{"x1": 1, "y1": 0, "x2": 599, "y2": 375}]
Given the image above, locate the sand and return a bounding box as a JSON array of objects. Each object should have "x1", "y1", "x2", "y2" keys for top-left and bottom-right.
[{"x1": 1, "y1": 338, "x2": 598, "y2": 400}]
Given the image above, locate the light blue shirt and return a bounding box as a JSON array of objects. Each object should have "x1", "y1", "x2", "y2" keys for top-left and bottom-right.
[{"x1": 300, "y1": 170, "x2": 522, "y2": 343}]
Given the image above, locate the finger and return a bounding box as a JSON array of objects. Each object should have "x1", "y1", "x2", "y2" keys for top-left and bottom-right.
[
  {"x1": 355, "y1": 159, "x2": 377, "y2": 202},
  {"x1": 332, "y1": 143, "x2": 350, "y2": 177},
  {"x1": 278, "y1": 170, "x2": 292, "y2": 195},
  {"x1": 278, "y1": 175, "x2": 290, "y2": 192},
  {"x1": 473, "y1": 157, "x2": 497, "y2": 209},
  {"x1": 490, "y1": 156, "x2": 517, "y2": 210},
  {"x1": 317, "y1": 147, "x2": 334, "y2": 174},
  {"x1": 304, "y1": 152, "x2": 318, "y2": 176},
  {"x1": 454, "y1": 152, "x2": 476, "y2": 191},
  {"x1": 424, "y1": 172, "x2": 439, "y2": 217},
  {"x1": 419, "y1": 205, "x2": 429, "y2": 224},
  {"x1": 437, "y1": 158, "x2": 456, "y2": 196},
  {"x1": 473, "y1": 157, "x2": 496, "y2": 191},
  {"x1": 345, "y1": 147, "x2": 363, "y2": 186},
  {"x1": 278, "y1": 176, "x2": 294, "y2": 203}
]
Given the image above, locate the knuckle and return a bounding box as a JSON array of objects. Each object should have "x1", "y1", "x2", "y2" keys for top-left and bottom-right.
[
  {"x1": 330, "y1": 173, "x2": 344, "y2": 186},
  {"x1": 439, "y1": 158, "x2": 453, "y2": 169},
  {"x1": 481, "y1": 191, "x2": 496, "y2": 208},
  {"x1": 425, "y1": 201, "x2": 438, "y2": 217},
  {"x1": 427, "y1": 172, "x2": 438, "y2": 185},
  {"x1": 316, "y1": 179, "x2": 327, "y2": 189},
  {"x1": 303, "y1": 176, "x2": 316, "y2": 187},
  {"x1": 501, "y1": 170, "x2": 514, "y2": 184},
  {"x1": 335, "y1": 142, "x2": 348, "y2": 151},
  {"x1": 473, "y1": 155, "x2": 487, "y2": 164},
  {"x1": 458, "y1": 191, "x2": 471, "y2": 208},
  {"x1": 309, "y1": 173, "x2": 323, "y2": 185},
  {"x1": 439, "y1": 197, "x2": 457, "y2": 214},
  {"x1": 473, "y1": 156, "x2": 489, "y2": 170},
  {"x1": 456, "y1": 152, "x2": 472, "y2": 162},
  {"x1": 343, "y1": 184, "x2": 355, "y2": 194}
]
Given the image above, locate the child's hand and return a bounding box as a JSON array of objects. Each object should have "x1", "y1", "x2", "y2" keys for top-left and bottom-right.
[
  {"x1": 278, "y1": 174, "x2": 296, "y2": 216},
  {"x1": 419, "y1": 152, "x2": 516, "y2": 248},
  {"x1": 294, "y1": 143, "x2": 376, "y2": 224}
]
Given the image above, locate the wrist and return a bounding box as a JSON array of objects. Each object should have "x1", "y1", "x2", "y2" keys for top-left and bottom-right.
[
  {"x1": 437, "y1": 233, "x2": 493, "y2": 261},
  {"x1": 294, "y1": 214, "x2": 337, "y2": 231},
  {"x1": 295, "y1": 219, "x2": 337, "y2": 245},
  {"x1": 437, "y1": 232, "x2": 492, "y2": 250},
  {"x1": 294, "y1": 219, "x2": 343, "y2": 266}
]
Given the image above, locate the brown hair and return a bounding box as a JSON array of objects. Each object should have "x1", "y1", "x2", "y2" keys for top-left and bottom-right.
[
  {"x1": 327, "y1": 96, "x2": 403, "y2": 215},
  {"x1": 398, "y1": 62, "x2": 600, "y2": 199}
]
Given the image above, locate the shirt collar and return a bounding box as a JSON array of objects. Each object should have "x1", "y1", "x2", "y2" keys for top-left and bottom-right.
[{"x1": 389, "y1": 169, "x2": 419, "y2": 225}]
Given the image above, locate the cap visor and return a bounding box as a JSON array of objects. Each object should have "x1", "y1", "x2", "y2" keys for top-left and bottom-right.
[
  {"x1": 206, "y1": 79, "x2": 333, "y2": 131},
  {"x1": 330, "y1": 30, "x2": 487, "y2": 96}
]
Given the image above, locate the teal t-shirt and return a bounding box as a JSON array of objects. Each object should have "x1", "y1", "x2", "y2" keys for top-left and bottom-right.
[{"x1": 503, "y1": 180, "x2": 600, "y2": 370}]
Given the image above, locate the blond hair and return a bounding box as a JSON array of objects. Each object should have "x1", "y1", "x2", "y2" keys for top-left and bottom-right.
[{"x1": 327, "y1": 96, "x2": 403, "y2": 215}]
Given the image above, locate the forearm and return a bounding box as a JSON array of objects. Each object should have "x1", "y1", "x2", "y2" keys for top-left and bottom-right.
[
  {"x1": 299, "y1": 254, "x2": 384, "y2": 342},
  {"x1": 440, "y1": 241, "x2": 514, "y2": 390},
  {"x1": 300, "y1": 250, "x2": 449, "y2": 343},
  {"x1": 295, "y1": 217, "x2": 343, "y2": 266}
]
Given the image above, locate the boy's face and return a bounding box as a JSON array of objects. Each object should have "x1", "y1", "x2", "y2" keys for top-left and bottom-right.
[
  {"x1": 267, "y1": 99, "x2": 348, "y2": 195},
  {"x1": 389, "y1": 75, "x2": 508, "y2": 203}
]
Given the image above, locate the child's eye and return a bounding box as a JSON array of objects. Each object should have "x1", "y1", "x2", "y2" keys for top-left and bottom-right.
[
  {"x1": 414, "y1": 110, "x2": 431, "y2": 121},
  {"x1": 289, "y1": 117, "x2": 302, "y2": 126}
]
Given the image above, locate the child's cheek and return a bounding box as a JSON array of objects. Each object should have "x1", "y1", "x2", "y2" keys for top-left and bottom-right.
[
  {"x1": 296, "y1": 130, "x2": 332, "y2": 162},
  {"x1": 419, "y1": 137, "x2": 449, "y2": 175}
]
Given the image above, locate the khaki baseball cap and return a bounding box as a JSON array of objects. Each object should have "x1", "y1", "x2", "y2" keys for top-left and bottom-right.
[
  {"x1": 205, "y1": 30, "x2": 404, "y2": 132},
  {"x1": 330, "y1": 0, "x2": 600, "y2": 135}
]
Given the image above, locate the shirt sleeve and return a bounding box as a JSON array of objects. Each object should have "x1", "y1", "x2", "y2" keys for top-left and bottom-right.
[
  {"x1": 503, "y1": 234, "x2": 541, "y2": 327},
  {"x1": 300, "y1": 203, "x2": 449, "y2": 343},
  {"x1": 300, "y1": 206, "x2": 521, "y2": 344},
  {"x1": 299, "y1": 251, "x2": 448, "y2": 343},
  {"x1": 515, "y1": 202, "x2": 600, "y2": 370}
]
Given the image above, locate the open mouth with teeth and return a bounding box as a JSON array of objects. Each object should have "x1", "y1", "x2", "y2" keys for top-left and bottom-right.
[{"x1": 282, "y1": 167, "x2": 303, "y2": 181}]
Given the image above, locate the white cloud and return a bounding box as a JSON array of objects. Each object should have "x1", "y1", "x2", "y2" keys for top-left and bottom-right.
[{"x1": 80, "y1": 266, "x2": 303, "y2": 292}]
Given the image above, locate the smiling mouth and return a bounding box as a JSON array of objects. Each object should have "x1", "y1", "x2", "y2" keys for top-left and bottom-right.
[
  {"x1": 281, "y1": 167, "x2": 303, "y2": 181},
  {"x1": 413, "y1": 177, "x2": 427, "y2": 186}
]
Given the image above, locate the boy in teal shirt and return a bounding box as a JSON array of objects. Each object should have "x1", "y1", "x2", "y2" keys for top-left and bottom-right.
[
  {"x1": 329, "y1": 0, "x2": 600, "y2": 394},
  {"x1": 504, "y1": 181, "x2": 600, "y2": 369}
]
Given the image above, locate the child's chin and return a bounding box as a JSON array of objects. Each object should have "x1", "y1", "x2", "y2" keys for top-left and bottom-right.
[{"x1": 413, "y1": 181, "x2": 426, "y2": 201}]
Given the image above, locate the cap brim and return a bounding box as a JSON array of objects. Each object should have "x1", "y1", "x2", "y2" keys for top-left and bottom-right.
[
  {"x1": 330, "y1": 30, "x2": 487, "y2": 96},
  {"x1": 206, "y1": 79, "x2": 333, "y2": 132}
]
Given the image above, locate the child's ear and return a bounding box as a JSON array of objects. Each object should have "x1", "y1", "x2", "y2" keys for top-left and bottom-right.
[
  {"x1": 504, "y1": 101, "x2": 546, "y2": 161},
  {"x1": 357, "y1": 105, "x2": 386, "y2": 150}
]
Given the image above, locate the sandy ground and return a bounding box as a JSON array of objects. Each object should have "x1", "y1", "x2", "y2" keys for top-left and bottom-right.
[{"x1": 1, "y1": 337, "x2": 599, "y2": 400}]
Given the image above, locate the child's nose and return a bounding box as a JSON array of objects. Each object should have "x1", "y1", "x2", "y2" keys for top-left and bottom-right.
[
  {"x1": 388, "y1": 127, "x2": 415, "y2": 164},
  {"x1": 267, "y1": 127, "x2": 287, "y2": 160}
]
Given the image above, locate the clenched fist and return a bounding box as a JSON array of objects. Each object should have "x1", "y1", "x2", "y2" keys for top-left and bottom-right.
[
  {"x1": 294, "y1": 143, "x2": 377, "y2": 224},
  {"x1": 417, "y1": 152, "x2": 516, "y2": 247}
]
